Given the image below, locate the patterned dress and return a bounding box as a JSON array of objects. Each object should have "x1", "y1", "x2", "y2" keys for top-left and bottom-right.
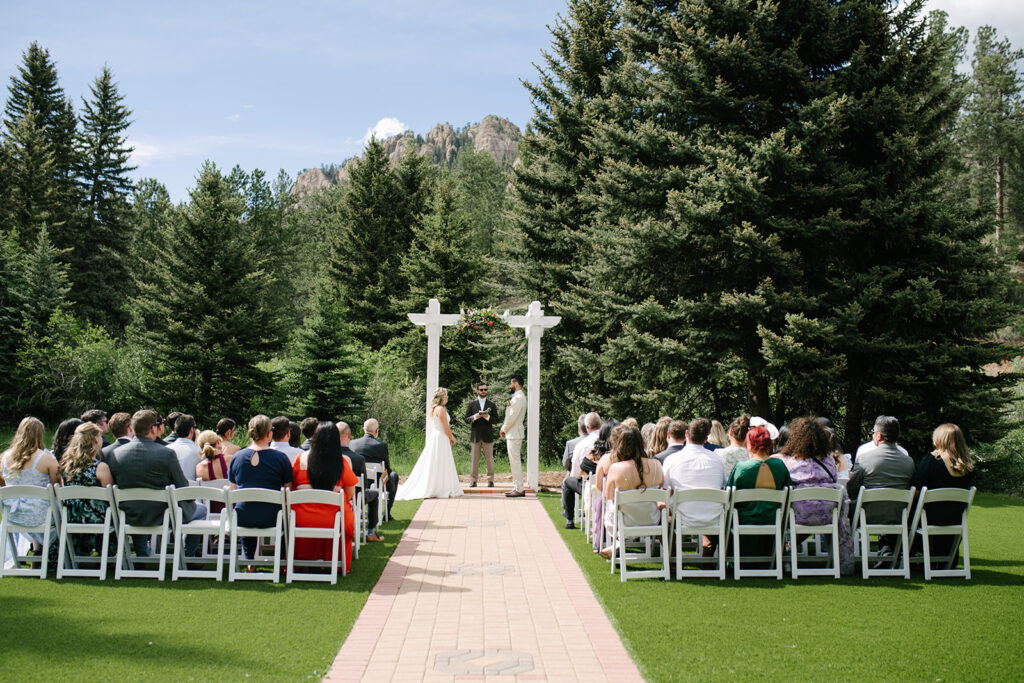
[
  {"x1": 63, "y1": 463, "x2": 112, "y2": 556},
  {"x1": 779, "y1": 454, "x2": 855, "y2": 575},
  {"x1": 1, "y1": 449, "x2": 54, "y2": 547}
]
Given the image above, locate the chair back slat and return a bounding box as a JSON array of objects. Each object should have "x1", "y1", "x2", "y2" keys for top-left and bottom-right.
[
  {"x1": 731, "y1": 487, "x2": 788, "y2": 505},
  {"x1": 57, "y1": 485, "x2": 113, "y2": 504},
  {"x1": 921, "y1": 487, "x2": 975, "y2": 505},
  {"x1": 671, "y1": 487, "x2": 729, "y2": 505},
  {"x1": 857, "y1": 487, "x2": 914, "y2": 504},
  {"x1": 788, "y1": 486, "x2": 842, "y2": 504},
  {"x1": 228, "y1": 487, "x2": 286, "y2": 506},
  {"x1": 288, "y1": 489, "x2": 345, "y2": 507},
  {"x1": 112, "y1": 485, "x2": 172, "y2": 505},
  {"x1": 0, "y1": 484, "x2": 52, "y2": 501},
  {"x1": 172, "y1": 486, "x2": 228, "y2": 504}
]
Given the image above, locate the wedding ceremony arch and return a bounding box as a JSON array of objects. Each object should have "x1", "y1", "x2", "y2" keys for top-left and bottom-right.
[{"x1": 407, "y1": 299, "x2": 560, "y2": 489}]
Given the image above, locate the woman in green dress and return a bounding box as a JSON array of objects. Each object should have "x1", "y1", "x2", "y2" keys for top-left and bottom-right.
[{"x1": 727, "y1": 425, "x2": 791, "y2": 558}]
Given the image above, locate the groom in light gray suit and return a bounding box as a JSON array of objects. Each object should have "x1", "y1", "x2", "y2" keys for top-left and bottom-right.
[{"x1": 500, "y1": 375, "x2": 527, "y2": 497}]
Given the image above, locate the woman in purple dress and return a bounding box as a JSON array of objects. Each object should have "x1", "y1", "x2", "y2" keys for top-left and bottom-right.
[{"x1": 779, "y1": 417, "x2": 855, "y2": 575}]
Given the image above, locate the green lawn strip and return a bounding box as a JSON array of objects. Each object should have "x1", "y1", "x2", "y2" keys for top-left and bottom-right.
[
  {"x1": 0, "y1": 499, "x2": 421, "y2": 681},
  {"x1": 538, "y1": 492, "x2": 1024, "y2": 682}
]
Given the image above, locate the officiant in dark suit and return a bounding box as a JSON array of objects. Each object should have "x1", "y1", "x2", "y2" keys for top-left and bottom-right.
[{"x1": 464, "y1": 382, "x2": 499, "y2": 487}]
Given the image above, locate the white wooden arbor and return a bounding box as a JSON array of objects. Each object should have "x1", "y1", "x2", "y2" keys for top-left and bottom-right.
[{"x1": 407, "y1": 299, "x2": 561, "y2": 490}]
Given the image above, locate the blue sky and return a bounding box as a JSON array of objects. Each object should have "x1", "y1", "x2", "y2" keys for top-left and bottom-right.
[{"x1": 1, "y1": 0, "x2": 1021, "y2": 202}]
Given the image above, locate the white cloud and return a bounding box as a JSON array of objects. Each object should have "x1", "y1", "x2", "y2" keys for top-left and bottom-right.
[
  {"x1": 226, "y1": 113, "x2": 241, "y2": 121},
  {"x1": 359, "y1": 116, "x2": 408, "y2": 145},
  {"x1": 242, "y1": 104, "x2": 256, "y2": 110},
  {"x1": 128, "y1": 139, "x2": 165, "y2": 166}
]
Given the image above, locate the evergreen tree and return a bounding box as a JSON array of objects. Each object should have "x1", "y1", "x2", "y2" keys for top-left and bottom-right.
[
  {"x1": 2, "y1": 110, "x2": 58, "y2": 246},
  {"x1": 279, "y1": 278, "x2": 366, "y2": 420},
  {"x1": 453, "y1": 147, "x2": 508, "y2": 255},
  {"x1": 14, "y1": 224, "x2": 71, "y2": 336},
  {"x1": 960, "y1": 25, "x2": 1024, "y2": 256},
  {"x1": 0, "y1": 230, "x2": 23, "y2": 409},
  {"x1": 325, "y1": 138, "x2": 411, "y2": 349},
  {"x1": 133, "y1": 162, "x2": 283, "y2": 422},
  {"x1": 3, "y1": 42, "x2": 79, "y2": 250},
  {"x1": 74, "y1": 66, "x2": 136, "y2": 329}
]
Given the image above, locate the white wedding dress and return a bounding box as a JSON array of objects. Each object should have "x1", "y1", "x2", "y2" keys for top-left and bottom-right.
[{"x1": 395, "y1": 412, "x2": 463, "y2": 500}]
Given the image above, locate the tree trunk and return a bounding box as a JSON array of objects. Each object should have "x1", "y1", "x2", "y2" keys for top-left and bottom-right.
[
  {"x1": 747, "y1": 372, "x2": 771, "y2": 418},
  {"x1": 844, "y1": 379, "x2": 863, "y2": 456}
]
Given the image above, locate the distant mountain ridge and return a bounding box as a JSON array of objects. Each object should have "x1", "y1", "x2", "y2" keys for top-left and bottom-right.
[{"x1": 293, "y1": 115, "x2": 521, "y2": 196}]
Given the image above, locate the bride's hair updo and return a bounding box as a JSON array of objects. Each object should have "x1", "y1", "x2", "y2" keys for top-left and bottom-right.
[{"x1": 429, "y1": 387, "x2": 449, "y2": 414}]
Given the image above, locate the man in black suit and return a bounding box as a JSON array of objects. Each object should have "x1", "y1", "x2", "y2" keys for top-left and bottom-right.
[
  {"x1": 655, "y1": 420, "x2": 687, "y2": 464},
  {"x1": 351, "y1": 418, "x2": 398, "y2": 521},
  {"x1": 562, "y1": 415, "x2": 588, "y2": 472},
  {"x1": 338, "y1": 421, "x2": 383, "y2": 542},
  {"x1": 464, "y1": 382, "x2": 499, "y2": 487},
  {"x1": 107, "y1": 410, "x2": 203, "y2": 556},
  {"x1": 101, "y1": 412, "x2": 134, "y2": 463}
]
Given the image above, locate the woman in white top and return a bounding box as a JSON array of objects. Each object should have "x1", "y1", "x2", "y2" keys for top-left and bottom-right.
[
  {"x1": 601, "y1": 424, "x2": 664, "y2": 557},
  {"x1": 1, "y1": 417, "x2": 60, "y2": 552}
]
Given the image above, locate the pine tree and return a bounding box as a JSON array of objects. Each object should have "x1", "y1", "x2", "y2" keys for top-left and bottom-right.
[
  {"x1": 133, "y1": 162, "x2": 283, "y2": 422},
  {"x1": 960, "y1": 25, "x2": 1024, "y2": 256},
  {"x1": 325, "y1": 138, "x2": 412, "y2": 349},
  {"x1": 0, "y1": 230, "x2": 23, "y2": 409},
  {"x1": 453, "y1": 147, "x2": 508, "y2": 255},
  {"x1": 74, "y1": 66, "x2": 136, "y2": 330},
  {"x1": 14, "y1": 224, "x2": 71, "y2": 336},
  {"x1": 2, "y1": 110, "x2": 58, "y2": 246},
  {"x1": 279, "y1": 278, "x2": 366, "y2": 420},
  {"x1": 3, "y1": 42, "x2": 79, "y2": 250}
]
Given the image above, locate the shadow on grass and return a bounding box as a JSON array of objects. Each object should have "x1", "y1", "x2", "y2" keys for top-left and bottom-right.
[{"x1": 971, "y1": 494, "x2": 1024, "y2": 509}]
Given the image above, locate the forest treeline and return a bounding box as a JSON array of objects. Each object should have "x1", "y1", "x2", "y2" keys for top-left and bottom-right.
[{"x1": 2, "y1": 1, "x2": 1024, "y2": 474}]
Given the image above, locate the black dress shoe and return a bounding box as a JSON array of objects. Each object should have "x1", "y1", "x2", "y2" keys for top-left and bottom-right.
[
  {"x1": 565, "y1": 521, "x2": 575, "y2": 530},
  {"x1": 487, "y1": 481, "x2": 494, "y2": 488},
  {"x1": 470, "y1": 481, "x2": 477, "y2": 487}
]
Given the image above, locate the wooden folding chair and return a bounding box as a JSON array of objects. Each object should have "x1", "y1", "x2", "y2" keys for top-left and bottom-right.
[
  {"x1": 673, "y1": 487, "x2": 730, "y2": 580},
  {"x1": 851, "y1": 486, "x2": 915, "y2": 579},
  {"x1": 55, "y1": 485, "x2": 114, "y2": 580},
  {"x1": 0, "y1": 484, "x2": 56, "y2": 579},
  {"x1": 227, "y1": 487, "x2": 286, "y2": 582},
  {"x1": 286, "y1": 488, "x2": 346, "y2": 584},
  {"x1": 909, "y1": 486, "x2": 976, "y2": 580},
  {"x1": 787, "y1": 487, "x2": 842, "y2": 579},
  {"x1": 171, "y1": 485, "x2": 228, "y2": 580},
  {"x1": 730, "y1": 487, "x2": 789, "y2": 579},
  {"x1": 609, "y1": 488, "x2": 670, "y2": 582},
  {"x1": 112, "y1": 485, "x2": 172, "y2": 580}
]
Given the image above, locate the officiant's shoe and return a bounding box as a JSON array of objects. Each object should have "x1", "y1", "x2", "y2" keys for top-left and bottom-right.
[
  {"x1": 470, "y1": 480, "x2": 477, "y2": 488},
  {"x1": 505, "y1": 490, "x2": 525, "y2": 498},
  {"x1": 487, "y1": 481, "x2": 494, "y2": 488}
]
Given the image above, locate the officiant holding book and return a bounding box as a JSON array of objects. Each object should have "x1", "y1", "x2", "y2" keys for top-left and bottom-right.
[{"x1": 464, "y1": 382, "x2": 499, "y2": 487}]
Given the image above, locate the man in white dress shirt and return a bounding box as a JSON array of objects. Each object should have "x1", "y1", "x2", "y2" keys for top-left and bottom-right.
[
  {"x1": 270, "y1": 415, "x2": 303, "y2": 463},
  {"x1": 663, "y1": 418, "x2": 727, "y2": 553},
  {"x1": 500, "y1": 375, "x2": 527, "y2": 497},
  {"x1": 167, "y1": 414, "x2": 201, "y2": 483}
]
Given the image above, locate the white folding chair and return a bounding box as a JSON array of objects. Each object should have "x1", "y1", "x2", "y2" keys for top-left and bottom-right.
[
  {"x1": 730, "y1": 487, "x2": 789, "y2": 579},
  {"x1": 581, "y1": 475, "x2": 593, "y2": 542},
  {"x1": 364, "y1": 462, "x2": 388, "y2": 524},
  {"x1": 851, "y1": 486, "x2": 915, "y2": 579},
  {"x1": 787, "y1": 487, "x2": 842, "y2": 579},
  {"x1": 609, "y1": 488, "x2": 670, "y2": 582},
  {"x1": 112, "y1": 485, "x2": 172, "y2": 580},
  {"x1": 56, "y1": 485, "x2": 114, "y2": 580},
  {"x1": 352, "y1": 484, "x2": 365, "y2": 560},
  {"x1": 286, "y1": 488, "x2": 346, "y2": 584},
  {"x1": 673, "y1": 487, "x2": 730, "y2": 580},
  {"x1": 909, "y1": 486, "x2": 976, "y2": 580},
  {"x1": 171, "y1": 486, "x2": 228, "y2": 580},
  {"x1": 0, "y1": 484, "x2": 57, "y2": 579},
  {"x1": 227, "y1": 487, "x2": 286, "y2": 582}
]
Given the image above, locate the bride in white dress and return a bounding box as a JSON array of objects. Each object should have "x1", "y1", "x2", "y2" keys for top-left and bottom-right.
[{"x1": 395, "y1": 387, "x2": 463, "y2": 500}]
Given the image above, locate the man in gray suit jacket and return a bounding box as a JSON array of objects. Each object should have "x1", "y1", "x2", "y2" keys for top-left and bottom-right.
[
  {"x1": 108, "y1": 410, "x2": 201, "y2": 555},
  {"x1": 847, "y1": 415, "x2": 915, "y2": 526},
  {"x1": 350, "y1": 418, "x2": 398, "y2": 522}
]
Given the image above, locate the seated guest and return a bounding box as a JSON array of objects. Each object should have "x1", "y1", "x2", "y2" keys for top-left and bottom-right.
[
  {"x1": 299, "y1": 417, "x2": 318, "y2": 451},
  {"x1": 911, "y1": 423, "x2": 975, "y2": 562},
  {"x1": 288, "y1": 421, "x2": 302, "y2": 449},
  {"x1": 601, "y1": 425, "x2": 665, "y2": 558},
  {"x1": 215, "y1": 418, "x2": 240, "y2": 456},
  {"x1": 706, "y1": 420, "x2": 728, "y2": 449},
  {"x1": 228, "y1": 415, "x2": 293, "y2": 561},
  {"x1": 108, "y1": 410, "x2": 202, "y2": 556},
  {"x1": 59, "y1": 422, "x2": 114, "y2": 556},
  {"x1": 338, "y1": 422, "x2": 382, "y2": 542},
  {"x1": 590, "y1": 420, "x2": 620, "y2": 550},
  {"x1": 101, "y1": 412, "x2": 133, "y2": 463},
  {"x1": 855, "y1": 414, "x2": 909, "y2": 459},
  {"x1": 640, "y1": 422, "x2": 656, "y2": 453},
  {"x1": 80, "y1": 408, "x2": 111, "y2": 446},
  {"x1": 654, "y1": 420, "x2": 686, "y2": 464},
  {"x1": 1, "y1": 417, "x2": 60, "y2": 554},
  {"x1": 846, "y1": 415, "x2": 915, "y2": 526},
  {"x1": 778, "y1": 417, "x2": 855, "y2": 575},
  {"x1": 663, "y1": 418, "x2": 727, "y2": 554},
  {"x1": 621, "y1": 417, "x2": 640, "y2": 430},
  {"x1": 646, "y1": 416, "x2": 671, "y2": 457},
  {"x1": 195, "y1": 429, "x2": 230, "y2": 514},
  {"x1": 562, "y1": 412, "x2": 602, "y2": 529},
  {"x1": 164, "y1": 412, "x2": 183, "y2": 443},
  {"x1": 270, "y1": 415, "x2": 302, "y2": 463},
  {"x1": 292, "y1": 422, "x2": 359, "y2": 572},
  {"x1": 350, "y1": 418, "x2": 399, "y2": 523},
  {"x1": 52, "y1": 418, "x2": 84, "y2": 464},
  {"x1": 727, "y1": 425, "x2": 792, "y2": 557},
  {"x1": 717, "y1": 415, "x2": 750, "y2": 478},
  {"x1": 562, "y1": 415, "x2": 588, "y2": 473},
  {"x1": 167, "y1": 414, "x2": 200, "y2": 483}
]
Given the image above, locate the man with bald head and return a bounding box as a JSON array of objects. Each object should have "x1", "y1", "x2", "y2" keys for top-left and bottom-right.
[
  {"x1": 350, "y1": 418, "x2": 398, "y2": 522},
  {"x1": 338, "y1": 421, "x2": 383, "y2": 542}
]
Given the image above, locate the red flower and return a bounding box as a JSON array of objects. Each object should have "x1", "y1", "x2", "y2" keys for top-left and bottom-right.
[
  {"x1": 487, "y1": 321, "x2": 493, "y2": 326},
  {"x1": 473, "y1": 325, "x2": 479, "y2": 329}
]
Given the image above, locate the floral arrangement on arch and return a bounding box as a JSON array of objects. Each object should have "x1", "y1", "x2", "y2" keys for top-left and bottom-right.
[{"x1": 453, "y1": 308, "x2": 513, "y2": 337}]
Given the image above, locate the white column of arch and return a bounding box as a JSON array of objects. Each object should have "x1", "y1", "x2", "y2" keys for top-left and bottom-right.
[{"x1": 407, "y1": 299, "x2": 462, "y2": 428}]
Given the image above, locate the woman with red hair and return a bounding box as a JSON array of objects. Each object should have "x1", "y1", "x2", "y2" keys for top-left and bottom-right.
[{"x1": 727, "y1": 425, "x2": 791, "y2": 556}]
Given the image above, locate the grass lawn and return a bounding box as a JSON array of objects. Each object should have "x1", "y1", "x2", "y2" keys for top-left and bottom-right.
[
  {"x1": 538, "y1": 492, "x2": 1024, "y2": 682},
  {"x1": 0, "y1": 499, "x2": 420, "y2": 681}
]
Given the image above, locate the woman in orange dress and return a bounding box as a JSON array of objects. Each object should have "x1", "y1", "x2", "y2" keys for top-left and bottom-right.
[{"x1": 292, "y1": 421, "x2": 358, "y2": 571}]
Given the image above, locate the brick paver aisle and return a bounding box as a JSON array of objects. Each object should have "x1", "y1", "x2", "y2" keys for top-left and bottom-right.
[{"x1": 325, "y1": 493, "x2": 643, "y2": 682}]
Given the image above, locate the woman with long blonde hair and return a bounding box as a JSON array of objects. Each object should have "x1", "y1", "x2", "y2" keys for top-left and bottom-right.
[
  {"x1": 1, "y1": 417, "x2": 60, "y2": 552},
  {"x1": 395, "y1": 387, "x2": 462, "y2": 500},
  {"x1": 59, "y1": 422, "x2": 114, "y2": 556},
  {"x1": 647, "y1": 416, "x2": 672, "y2": 457},
  {"x1": 911, "y1": 423, "x2": 975, "y2": 562}
]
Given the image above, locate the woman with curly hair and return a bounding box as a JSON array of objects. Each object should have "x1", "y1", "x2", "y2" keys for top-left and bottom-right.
[
  {"x1": 779, "y1": 417, "x2": 855, "y2": 575},
  {"x1": 59, "y1": 421, "x2": 114, "y2": 556}
]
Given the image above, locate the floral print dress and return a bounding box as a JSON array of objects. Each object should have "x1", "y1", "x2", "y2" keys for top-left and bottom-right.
[{"x1": 780, "y1": 454, "x2": 855, "y2": 575}]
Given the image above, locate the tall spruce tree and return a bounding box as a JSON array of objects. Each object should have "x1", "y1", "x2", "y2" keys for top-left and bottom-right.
[
  {"x1": 1, "y1": 111, "x2": 58, "y2": 245},
  {"x1": 453, "y1": 147, "x2": 508, "y2": 256},
  {"x1": 3, "y1": 42, "x2": 79, "y2": 250},
  {"x1": 74, "y1": 66, "x2": 136, "y2": 329},
  {"x1": 279, "y1": 277, "x2": 366, "y2": 420},
  {"x1": 15, "y1": 224, "x2": 71, "y2": 336},
  {"x1": 570, "y1": 0, "x2": 1014, "y2": 449},
  {"x1": 507, "y1": 0, "x2": 621, "y2": 450},
  {"x1": 133, "y1": 162, "x2": 283, "y2": 422},
  {"x1": 0, "y1": 231, "x2": 23, "y2": 409}
]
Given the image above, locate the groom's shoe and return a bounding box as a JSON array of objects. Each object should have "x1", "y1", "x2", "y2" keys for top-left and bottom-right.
[{"x1": 505, "y1": 490, "x2": 525, "y2": 498}]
